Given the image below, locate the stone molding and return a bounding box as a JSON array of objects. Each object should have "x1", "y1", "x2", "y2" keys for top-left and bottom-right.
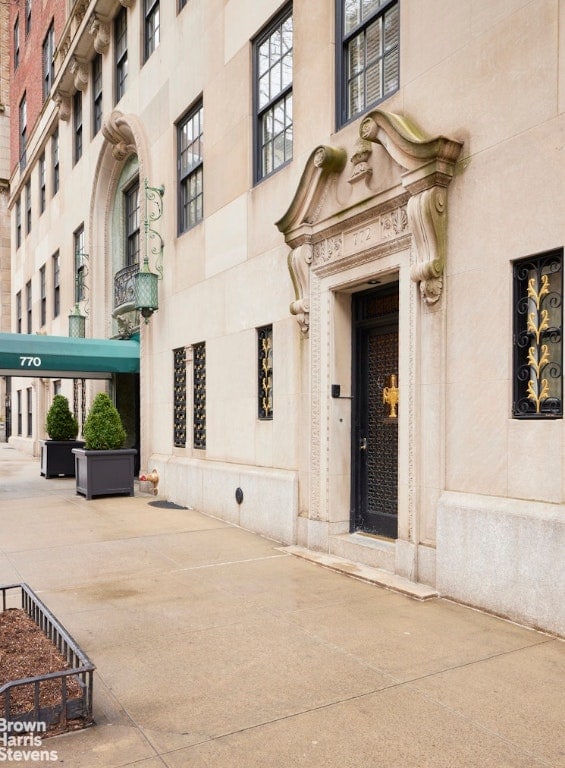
[
  {"x1": 102, "y1": 110, "x2": 137, "y2": 161},
  {"x1": 70, "y1": 57, "x2": 89, "y2": 92},
  {"x1": 52, "y1": 90, "x2": 72, "y2": 121},
  {"x1": 277, "y1": 110, "x2": 463, "y2": 331},
  {"x1": 89, "y1": 14, "x2": 111, "y2": 55}
]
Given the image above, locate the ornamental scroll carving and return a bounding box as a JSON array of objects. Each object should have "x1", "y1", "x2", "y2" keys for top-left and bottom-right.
[
  {"x1": 52, "y1": 90, "x2": 71, "y2": 121},
  {"x1": 70, "y1": 57, "x2": 88, "y2": 92},
  {"x1": 360, "y1": 110, "x2": 462, "y2": 305},
  {"x1": 89, "y1": 15, "x2": 111, "y2": 54},
  {"x1": 102, "y1": 111, "x2": 137, "y2": 161}
]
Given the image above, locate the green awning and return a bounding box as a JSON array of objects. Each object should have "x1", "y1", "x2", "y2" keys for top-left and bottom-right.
[{"x1": 0, "y1": 333, "x2": 140, "y2": 379}]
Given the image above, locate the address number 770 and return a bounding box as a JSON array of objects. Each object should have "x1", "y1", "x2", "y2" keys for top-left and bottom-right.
[{"x1": 19, "y1": 356, "x2": 42, "y2": 367}]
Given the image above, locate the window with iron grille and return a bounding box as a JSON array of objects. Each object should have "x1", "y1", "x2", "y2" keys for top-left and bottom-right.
[
  {"x1": 92, "y1": 54, "x2": 103, "y2": 136},
  {"x1": 74, "y1": 226, "x2": 86, "y2": 303},
  {"x1": 26, "y1": 387, "x2": 32, "y2": 437},
  {"x1": 15, "y1": 198, "x2": 21, "y2": 248},
  {"x1": 14, "y1": 17, "x2": 19, "y2": 70},
  {"x1": 513, "y1": 249, "x2": 563, "y2": 418},
  {"x1": 193, "y1": 342, "x2": 206, "y2": 449},
  {"x1": 173, "y1": 347, "x2": 187, "y2": 447},
  {"x1": 16, "y1": 291, "x2": 22, "y2": 333},
  {"x1": 42, "y1": 23, "x2": 55, "y2": 101},
  {"x1": 19, "y1": 94, "x2": 26, "y2": 170},
  {"x1": 125, "y1": 180, "x2": 140, "y2": 266},
  {"x1": 39, "y1": 153, "x2": 46, "y2": 213},
  {"x1": 52, "y1": 251, "x2": 60, "y2": 318},
  {"x1": 40, "y1": 266, "x2": 46, "y2": 327},
  {"x1": 253, "y1": 6, "x2": 293, "y2": 182},
  {"x1": 52, "y1": 129, "x2": 59, "y2": 194},
  {"x1": 337, "y1": 0, "x2": 399, "y2": 127},
  {"x1": 144, "y1": 0, "x2": 160, "y2": 61},
  {"x1": 26, "y1": 280, "x2": 32, "y2": 334},
  {"x1": 115, "y1": 7, "x2": 128, "y2": 103},
  {"x1": 257, "y1": 325, "x2": 273, "y2": 419},
  {"x1": 73, "y1": 91, "x2": 83, "y2": 164},
  {"x1": 178, "y1": 101, "x2": 203, "y2": 233},
  {"x1": 25, "y1": 180, "x2": 31, "y2": 235}
]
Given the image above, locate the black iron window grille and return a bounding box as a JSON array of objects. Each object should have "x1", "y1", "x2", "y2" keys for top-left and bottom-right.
[
  {"x1": 337, "y1": 0, "x2": 399, "y2": 127},
  {"x1": 26, "y1": 387, "x2": 32, "y2": 437},
  {"x1": 178, "y1": 101, "x2": 203, "y2": 233},
  {"x1": 253, "y1": 5, "x2": 293, "y2": 182},
  {"x1": 73, "y1": 379, "x2": 86, "y2": 428},
  {"x1": 17, "y1": 391, "x2": 22, "y2": 435},
  {"x1": 173, "y1": 347, "x2": 187, "y2": 447},
  {"x1": 513, "y1": 249, "x2": 563, "y2": 418},
  {"x1": 193, "y1": 342, "x2": 206, "y2": 449},
  {"x1": 258, "y1": 325, "x2": 273, "y2": 419}
]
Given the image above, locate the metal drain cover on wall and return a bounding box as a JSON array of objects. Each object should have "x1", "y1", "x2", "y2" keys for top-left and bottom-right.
[{"x1": 148, "y1": 500, "x2": 188, "y2": 510}]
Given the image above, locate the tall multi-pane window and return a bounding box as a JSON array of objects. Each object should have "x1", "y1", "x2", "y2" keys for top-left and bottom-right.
[
  {"x1": 115, "y1": 7, "x2": 128, "y2": 103},
  {"x1": 253, "y1": 6, "x2": 293, "y2": 182},
  {"x1": 15, "y1": 198, "x2": 21, "y2": 248},
  {"x1": 26, "y1": 388, "x2": 32, "y2": 437},
  {"x1": 92, "y1": 54, "x2": 103, "y2": 136},
  {"x1": 52, "y1": 252, "x2": 60, "y2": 318},
  {"x1": 513, "y1": 249, "x2": 563, "y2": 418},
  {"x1": 25, "y1": 180, "x2": 31, "y2": 235},
  {"x1": 337, "y1": 0, "x2": 400, "y2": 127},
  {"x1": 257, "y1": 325, "x2": 273, "y2": 419},
  {"x1": 173, "y1": 348, "x2": 187, "y2": 447},
  {"x1": 40, "y1": 266, "x2": 46, "y2": 327},
  {"x1": 19, "y1": 94, "x2": 27, "y2": 170},
  {"x1": 193, "y1": 342, "x2": 206, "y2": 449},
  {"x1": 42, "y1": 23, "x2": 55, "y2": 100},
  {"x1": 125, "y1": 181, "x2": 140, "y2": 265},
  {"x1": 14, "y1": 17, "x2": 19, "y2": 69},
  {"x1": 73, "y1": 91, "x2": 83, "y2": 164},
  {"x1": 144, "y1": 0, "x2": 160, "y2": 61},
  {"x1": 26, "y1": 280, "x2": 32, "y2": 333},
  {"x1": 39, "y1": 153, "x2": 46, "y2": 213},
  {"x1": 25, "y1": 0, "x2": 31, "y2": 36},
  {"x1": 17, "y1": 391, "x2": 22, "y2": 436},
  {"x1": 52, "y1": 129, "x2": 59, "y2": 194},
  {"x1": 74, "y1": 226, "x2": 86, "y2": 303},
  {"x1": 178, "y1": 102, "x2": 203, "y2": 233},
  {"x1": 16, "y1": 291, "x2": 22, "y2": 333}
]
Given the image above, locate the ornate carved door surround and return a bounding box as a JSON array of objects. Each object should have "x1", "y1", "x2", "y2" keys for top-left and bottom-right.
[{"x1": 276, "y1": 110, "x2": 462, "y2": 583}]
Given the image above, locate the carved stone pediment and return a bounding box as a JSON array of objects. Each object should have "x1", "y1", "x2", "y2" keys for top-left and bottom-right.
[{"x1": 277, "y1": 110, "x2": 463, "y2": 332}]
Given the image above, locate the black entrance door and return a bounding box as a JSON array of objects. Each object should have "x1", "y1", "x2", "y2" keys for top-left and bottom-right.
[
  {"x1": 114, "y1": 373, "x2": 140, "y2": 474},
  {"x1": 352, "y1": 285, "x2": 399, "y2": 538}
]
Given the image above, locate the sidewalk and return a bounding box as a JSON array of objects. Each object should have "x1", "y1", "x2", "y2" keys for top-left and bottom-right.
[{"x1": 0, "y1": 443, "x2": 563, "y2": 768}]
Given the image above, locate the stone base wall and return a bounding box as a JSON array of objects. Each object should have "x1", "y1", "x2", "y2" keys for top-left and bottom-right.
[{"x1": 437, "y1": 492, "x2": 564, "y2": 637}]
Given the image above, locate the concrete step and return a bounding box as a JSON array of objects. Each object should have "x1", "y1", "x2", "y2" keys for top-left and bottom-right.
[{"x1": 283, "y1": 544, "x2": 438, "y2": 600}]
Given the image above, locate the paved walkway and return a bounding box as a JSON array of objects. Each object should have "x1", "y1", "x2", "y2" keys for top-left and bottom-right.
[{"x1": 0, "y1": 444, "x2": 563, "y2": 767}]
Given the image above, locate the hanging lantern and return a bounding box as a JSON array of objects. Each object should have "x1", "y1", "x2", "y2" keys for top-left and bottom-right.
[
  {"x1": 134, "y1": 257, "x2": 159, "y2": 323},
  {"x1": 68, "y1": 304, "x2": 86, "y2": 338}
]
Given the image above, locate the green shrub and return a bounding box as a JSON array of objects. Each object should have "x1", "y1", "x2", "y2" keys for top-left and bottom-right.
[
  {"x1": 83, "y1": 393, "x2": 126, "y2": 450},
  {"x1": 45, "y1": 395, "x2": 79, "y2": 441}
]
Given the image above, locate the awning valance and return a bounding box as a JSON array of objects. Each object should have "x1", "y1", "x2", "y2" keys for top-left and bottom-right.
[{"x1": 0, "y1": 333, "x2": 140, "y2": 379}]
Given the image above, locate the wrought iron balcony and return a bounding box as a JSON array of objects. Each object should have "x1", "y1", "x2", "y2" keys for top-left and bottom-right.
[{"x1": 113, "y1": 262, "x2": 139, "y2": 316}]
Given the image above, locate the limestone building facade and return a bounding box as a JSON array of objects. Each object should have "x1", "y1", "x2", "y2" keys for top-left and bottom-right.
[{"x1": 5, "y1": 0, "x2": 564, "y2": 636}]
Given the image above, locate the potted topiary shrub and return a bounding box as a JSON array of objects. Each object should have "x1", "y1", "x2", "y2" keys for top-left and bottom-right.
[
  {"x1": 72, "y1": 392, "x2": 137, "y2": 500},
  {"x1": 40, "y1": 395, "x2": 84, "y2": 478}
]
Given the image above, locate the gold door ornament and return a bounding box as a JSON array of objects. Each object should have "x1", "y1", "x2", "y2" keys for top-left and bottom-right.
[{"x1": 383, "y1": 374, "x2": 399, "y2": 418}]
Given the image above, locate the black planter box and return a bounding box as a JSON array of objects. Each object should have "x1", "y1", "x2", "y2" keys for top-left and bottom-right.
[
  {"x1": 72, "y1": 448, "x2": 137, "y2": 500},
  {"x1": 40, "y1": 440, "x2": 85, "y2": 478}
]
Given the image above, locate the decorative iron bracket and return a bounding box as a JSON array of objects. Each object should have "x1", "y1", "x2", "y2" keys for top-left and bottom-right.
[{"x1": 144, "y1": 178, "x2": 165, "y2": 280}]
